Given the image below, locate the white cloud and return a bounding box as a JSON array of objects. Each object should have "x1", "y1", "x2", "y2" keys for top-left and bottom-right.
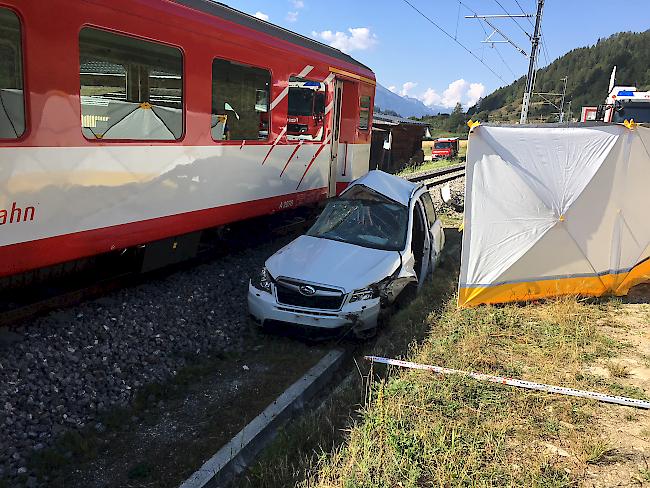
[
  {"x1": 290, "y1": 0, "x2": 304, "y2": 8},
  {"x1": 467, "y1": 82, "x2": 486, "y2": 107},
  {"x1": 286, "y1": 11, "x2": 299, "y2": 22},
  {"x1": 420, "y1": 88, "x2": 442, "y2": 107},
  {"x1": 409, "y1": 79, "x2": 486, "y2": 109},
  {"x1": 399, "y1": 81, "x2": 418, "y2": 97},
  {"x1": 253, "y1": 11, "x2": 269, "y2": 21},
  {"x1": 388, "y1": 85, "x2": 397, "y2": 93},
  {"x1": 311, "y1": 27, "x2": 378, "y2": 53}
]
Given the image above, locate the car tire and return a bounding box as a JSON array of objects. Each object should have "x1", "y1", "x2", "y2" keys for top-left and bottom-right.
[{"x1": 395, "y1": 283, "x2": 418, "y2": 309}]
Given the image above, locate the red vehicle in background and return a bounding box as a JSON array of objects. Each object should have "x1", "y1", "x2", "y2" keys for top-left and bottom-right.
[
  {"x1": 287, "y1": 79, "x2": 327, "y2": 141},
  {"x1": 431, "y1": 137, "x2": 459, "y2": 159}
]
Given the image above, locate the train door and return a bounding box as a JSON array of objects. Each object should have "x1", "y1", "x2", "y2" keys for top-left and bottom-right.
[{"x1": 329, "y1": 80, "x2": 344, "y2": 197}]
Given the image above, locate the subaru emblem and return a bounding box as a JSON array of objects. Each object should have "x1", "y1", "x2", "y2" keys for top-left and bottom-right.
[{"x1": 299, "y1": 285, "x2": 316, "y2": 296}]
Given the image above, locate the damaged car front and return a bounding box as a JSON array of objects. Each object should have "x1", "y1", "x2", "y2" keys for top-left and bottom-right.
[{"x1": 248, "y1": 171, "x2": 438, "y2": 338}]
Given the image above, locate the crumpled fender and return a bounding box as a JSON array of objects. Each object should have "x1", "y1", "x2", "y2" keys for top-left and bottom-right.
[{"x1": 375, "y1": 250, "x2": 418, "y2": 303}]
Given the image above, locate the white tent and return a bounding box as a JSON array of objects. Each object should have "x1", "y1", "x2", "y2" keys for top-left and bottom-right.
[{"x1": 459, "y1": 122, "x2": 650, "y2": 307}]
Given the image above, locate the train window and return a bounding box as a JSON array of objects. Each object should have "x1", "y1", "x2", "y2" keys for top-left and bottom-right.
[
  {"x1": 288, "y1": 77, "x2": 326, "y2": 142},
  {"x1": 211, "y1": 59, "x2": 270, "y2": 142},
  {"x1": 0, "y1": 8, "x2": 25, "y2": 139},
  {"x1": 79, "y1": 28, "x2": 183, "y2": 141},
  {"x1": 359, "y1": 95, "x2": 371, "y2": 130}
]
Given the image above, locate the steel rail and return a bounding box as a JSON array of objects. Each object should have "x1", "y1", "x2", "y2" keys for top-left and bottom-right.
[{"x1": 403, "y1": 163, "x2": 466, "y2": 184}]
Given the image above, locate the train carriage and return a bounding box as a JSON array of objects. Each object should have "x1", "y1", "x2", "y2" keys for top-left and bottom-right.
[{"x1": 0, "y1": 0, "x2": 375, "y2": 279}]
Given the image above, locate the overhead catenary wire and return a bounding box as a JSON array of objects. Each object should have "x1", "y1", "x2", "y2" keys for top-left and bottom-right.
[
  {"x1": 477, "y1": 19, "x2": 517, "y2": 78},
  {"x1": 458, "y1": 1, "x2": 518, "y2": 81},
  {"x1": 513, "y1": 0, "x2": 550, "y2": 66},
  {"x1": 492, "y1": 0, "x2": 531, "y2": 38},
  {"x1": 400, "y1": 0, "x2": 507, "y2": 83},
  {"x1": 458, "y1": 0, "x2": 517, "y2": 78}
]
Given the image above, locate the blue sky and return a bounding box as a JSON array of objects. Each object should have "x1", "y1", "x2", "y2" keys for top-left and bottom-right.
[{"x1": 224, "y1": 0, "x2": 649, "y2": 109}]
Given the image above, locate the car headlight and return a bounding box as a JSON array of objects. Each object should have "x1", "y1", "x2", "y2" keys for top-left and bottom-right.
[
  {"x1": 349, "y1": 287, "x2": 379, "y2": 303},
  {"x1": 256, "y1": 267, "x2": 273, "y2": 293}
]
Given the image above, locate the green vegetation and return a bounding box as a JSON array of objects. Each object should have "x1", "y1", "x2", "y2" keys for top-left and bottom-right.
[
  {"x1": 468, "y1": 30, "x2": 650, "y2": 123},
  {"x1": 397, "y1": 158, "x2": 461, "y2": 177},
  {"x1": 418, "y1": 102, "x2": 470, "y2": 136},
  {"x1": 398, "y1": 139, "x2": 467, "y2": 176},
  {"x1": 304, "y1": 297, "x2": 626, "y2": 487}
]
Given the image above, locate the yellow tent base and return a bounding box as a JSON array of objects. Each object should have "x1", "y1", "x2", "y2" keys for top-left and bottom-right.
[{"x1": 458, "y1": 259, "x2": 650, "y2": 307}]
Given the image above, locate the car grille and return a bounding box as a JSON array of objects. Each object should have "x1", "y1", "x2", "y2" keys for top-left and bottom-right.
[{"x1": 275, "y1": 279, "x2": 345, "y2": 310}]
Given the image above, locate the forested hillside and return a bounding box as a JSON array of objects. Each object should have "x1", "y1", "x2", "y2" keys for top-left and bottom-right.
[{"x1": 468, "y1": 30, "x2": 650, "y2": 122}]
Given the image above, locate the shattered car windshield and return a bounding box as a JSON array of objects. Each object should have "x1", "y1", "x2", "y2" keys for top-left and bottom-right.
[{"x1": 307, "y1": 196, "x2": 408, "y2": 251}]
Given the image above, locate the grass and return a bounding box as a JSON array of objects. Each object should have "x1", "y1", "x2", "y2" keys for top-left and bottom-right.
[
  {"x1": 398, "y1": 139, "x2": 468, "y2": 177},
  {"x1": 239, "y1": 231, "x2": 639, "y2": 488},
  {"x1": 303, "y1": 296, "x2": 623, "y2": 487},
  {"x1": 606, "y1": 361, "x2": 630, "y2": 378},
  {"x1": 397, "y1": 157, "x2": 462, "y2": 177}
]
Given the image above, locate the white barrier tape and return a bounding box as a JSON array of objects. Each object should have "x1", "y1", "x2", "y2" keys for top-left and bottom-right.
[{"x1": 365, "y1": 356, "x2": 650, "y2": 410}]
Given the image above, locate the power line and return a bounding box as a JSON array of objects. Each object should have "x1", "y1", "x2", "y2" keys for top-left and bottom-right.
[
  {"x1": 458, "y1": 1, "x2": 517, "y2": 78},
  {"x1": 514, "y1": 0, "x2": 535, "y2": 27},
  {"x1": 539, "y1": 28, "x2": 551, "y2": 65},
  {"x1": 513, "y1": 0, "x2": 550, "y2": 66},
  {"x1": 471, "y1": 14, "x2": 517, "y2": 77},
  {"x1": 492, "y1": 0, "x2": 530, "y2": 38},
  {"x1": 400, "y1": 0, "x2": 507, "y2": 83}
]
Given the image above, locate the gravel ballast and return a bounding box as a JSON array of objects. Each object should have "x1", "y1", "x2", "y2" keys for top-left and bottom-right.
[{"x1": 0, "y1": 237, "x2": 288, "y2": 484}]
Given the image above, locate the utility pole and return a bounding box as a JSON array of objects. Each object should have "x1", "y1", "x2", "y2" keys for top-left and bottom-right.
[
  {"x1": 535, "y1": 75, "x2": 568, "y2": 122},
  {"x1": 558, "y1": 76, "x2": 568, "y2": 123},
  {"x1": 520, "y1": 0, "x2": 544, "y2": 124}
]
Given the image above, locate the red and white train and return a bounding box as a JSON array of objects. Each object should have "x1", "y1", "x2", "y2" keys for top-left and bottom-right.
[{"x1": 0, "y1": 0, "x2": 375, "y2": 279}]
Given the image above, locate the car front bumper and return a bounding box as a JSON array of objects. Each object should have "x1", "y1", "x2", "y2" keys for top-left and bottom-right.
[{"x1": 247, "y1": 282, "x2": 381, "y2": 333}]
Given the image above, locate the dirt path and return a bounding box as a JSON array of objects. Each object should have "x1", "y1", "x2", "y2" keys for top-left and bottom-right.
[{"x1": 580, "y1": 295, "x2": 650, "y2": 487}]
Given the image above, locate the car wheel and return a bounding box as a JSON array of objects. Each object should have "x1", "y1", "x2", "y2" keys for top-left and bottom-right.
[
  {"x1": 395, "y1": 283, "x2": 418, "y2": 309},
  {"x1": 353, "y1": 325, "x2": 377, "y2": 340}
]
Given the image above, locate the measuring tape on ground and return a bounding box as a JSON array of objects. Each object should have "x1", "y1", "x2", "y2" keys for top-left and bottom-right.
[{"x1": 365, "y1": 356, "x2": 650, "y2": 410}]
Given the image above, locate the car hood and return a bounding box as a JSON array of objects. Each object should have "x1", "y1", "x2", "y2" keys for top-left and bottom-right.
[{"x1": 265, "y1": 235, "x2": 401, "y2": 293}]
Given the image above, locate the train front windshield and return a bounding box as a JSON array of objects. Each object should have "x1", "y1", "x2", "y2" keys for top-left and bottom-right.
[
  {"x1": 612, "y1": 102, "x2": 650, "y2": 123},
  {"x1": 288, "y1": 88, "x2": 315, "y2": 116}
]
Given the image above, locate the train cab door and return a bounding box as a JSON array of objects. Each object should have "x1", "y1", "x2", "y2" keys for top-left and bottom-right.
[{"x1": 329, "y1": 80, "x2": 344, "y2": 197}]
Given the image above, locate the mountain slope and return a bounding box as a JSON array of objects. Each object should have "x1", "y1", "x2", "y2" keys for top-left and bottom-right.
[
  {"x1": 374, "y1": 84, "x2": 448, "y2": 117},
  {"x1": 468, "y1": 30, "x2": 650, "y2": 122}
]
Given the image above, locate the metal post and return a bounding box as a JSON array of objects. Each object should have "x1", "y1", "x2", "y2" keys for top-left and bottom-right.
[
  {"x1": 520, "y1": 0, "x2": 544, "y2": 124},
  {"x1": 559, "y1": 76, "x2": 568, "y2": 123}
]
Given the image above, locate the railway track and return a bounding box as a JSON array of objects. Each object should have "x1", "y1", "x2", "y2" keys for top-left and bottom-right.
[{"x1": 403, "y1": 162, "x2": 466, "y2": 187}]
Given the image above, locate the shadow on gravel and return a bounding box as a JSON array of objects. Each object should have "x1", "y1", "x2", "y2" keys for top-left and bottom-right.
[{"x1": 35, "y1": 337, "x2": 328, "y2": 488}]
